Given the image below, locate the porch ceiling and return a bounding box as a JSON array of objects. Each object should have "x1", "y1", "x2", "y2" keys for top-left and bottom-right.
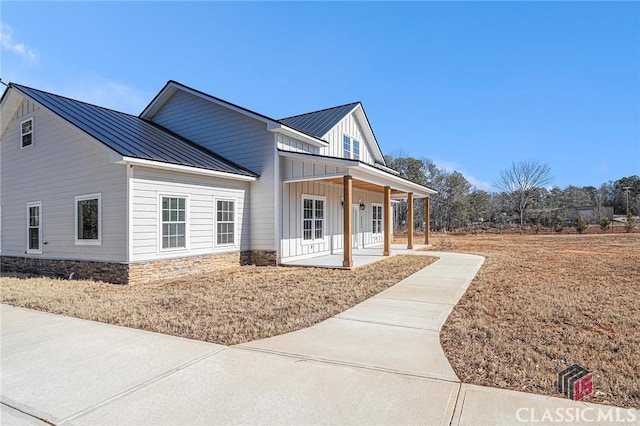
[{"x1": 323, "y1": 177, "x2": 405, "y2": 195}]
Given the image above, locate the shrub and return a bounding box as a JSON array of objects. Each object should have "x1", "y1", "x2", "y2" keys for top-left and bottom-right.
[
  {"x1": 575, "y1": 215, "x2": 588, "y2": 234},
  {"x1": 554, "y1": 216, "x2": 564, "y2": 233},
  {"x1": 624, "y1": 213, "x2": 636, "y2": 233},
  {"x1": 600, "y1": 218, "x2": 611, "y2": 232}
]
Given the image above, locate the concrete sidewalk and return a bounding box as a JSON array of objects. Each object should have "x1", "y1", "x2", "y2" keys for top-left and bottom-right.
[{"x1": 2, "y1": 253, "x2": 637, "y2": 425}]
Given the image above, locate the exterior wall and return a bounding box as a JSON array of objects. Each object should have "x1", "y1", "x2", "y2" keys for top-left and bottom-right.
[
  {"x1": 150, "y1": 90, "x2": 276, "y2": 251},
  {"x1": 281, "y1": 157, "x2": 347, "y2": 181},
  {"x1": 321, "y1": 112, "x2": 374, "y2": 165},
  {"x1": 0, "y1": 98, "x2": 127, "y2": 262},
  {"x1": 280, "y1": 179, "x2": 385, "y2": 261},
  {"x1": 130, "y1": 166, "x2": 250, "y2": 262},
  {"x1": 276, "y1": 133, "x2": 320, "y2": 154}
]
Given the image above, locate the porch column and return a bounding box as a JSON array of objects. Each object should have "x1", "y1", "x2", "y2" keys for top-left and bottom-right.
[
  {"x1": 383, "y1": 186, "x2": 391, "y2": 256},
  {"x1": 343, "y1": 175, "x2": 353, "y2": 267},
  {"x1": 407, "y1": 192, "x2": 414, "y2": 249},
  {"x1": 425, "y1": 197, "x2": 430, "y2": 245}
]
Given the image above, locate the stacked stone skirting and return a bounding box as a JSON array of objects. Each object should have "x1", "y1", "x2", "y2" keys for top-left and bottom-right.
[{"x1": 1, "y1": 250, "x2": 278, "y2": 285}]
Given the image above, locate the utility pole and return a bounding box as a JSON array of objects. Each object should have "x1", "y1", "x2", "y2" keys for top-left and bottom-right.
[{"x1": 623, "y1": 187, "x2": 631, "y2": 216}]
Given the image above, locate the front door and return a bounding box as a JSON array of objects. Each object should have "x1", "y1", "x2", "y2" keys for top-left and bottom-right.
[{"x1": 352, "y1": 204, "x2": 360, "y2": 249}]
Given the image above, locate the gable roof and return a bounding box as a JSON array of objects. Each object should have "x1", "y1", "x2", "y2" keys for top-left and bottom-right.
[
  {"x1": 279, "y1": 102, "x2": 360, "y2": 139},
  {"x1": 6, "y1": 84, "x2": 257, "y2": 178}
]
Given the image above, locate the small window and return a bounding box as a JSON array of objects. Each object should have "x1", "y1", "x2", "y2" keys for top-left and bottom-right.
[
  {"x1": 372, "y1": 204, "x2": 383, "y2": 235},
  {"x1": 161, "y1": 196, "x2": 187, "y2": 250},
  {"x1": 27, "y1": 201, "x2": 42, "y2": 253},
  {"x1": 343, "y1": 135, "x2": 351, "y2": 159},
  {"x1": 216, "y1": 199, "x2": 235, "y2": 246},
  {"x1": 353, "y1": 140, "x2": 360, "y2": 160},
  {"x1": 21, "y1": 118, "x2": 33, "y2": 148},
  {"x1": 76, "y1": 194, "x2": 101, "y2": 245},
  {"x1": 302, "y1": 196, "x2": 324, "y2": 241}
]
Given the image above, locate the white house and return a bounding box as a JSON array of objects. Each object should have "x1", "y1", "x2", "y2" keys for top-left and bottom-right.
[{"x1": 0, "y1": 81, "x2": 435, "y2": 284}]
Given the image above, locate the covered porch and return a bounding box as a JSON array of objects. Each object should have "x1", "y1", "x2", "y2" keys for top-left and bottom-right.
[{"x1": 281, "y1": 244, "x2": 429, "y2": 269}]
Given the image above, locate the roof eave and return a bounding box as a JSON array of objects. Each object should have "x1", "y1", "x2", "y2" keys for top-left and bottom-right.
[
  {"x1": 116, "y1": 156, "x2": 258, "y2": 182},
  {"x1": 268, "y1": 123, "x2": 329, "y2": 148}
]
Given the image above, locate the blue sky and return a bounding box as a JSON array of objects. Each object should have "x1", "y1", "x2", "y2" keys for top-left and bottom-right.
[{"x1": 2, "y1": 2, "x2": 638, "y2": 191}]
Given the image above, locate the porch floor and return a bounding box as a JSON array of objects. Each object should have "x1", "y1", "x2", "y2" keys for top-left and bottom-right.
[{"x1": 280, "y1": 244, "x2": 429, "y2": 269}]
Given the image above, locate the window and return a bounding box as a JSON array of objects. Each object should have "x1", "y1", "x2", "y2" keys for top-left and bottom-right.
[
  {"x1": 75, "y1": 194, "x2": 101, "y2": 244},
  {"x1": 343, "y1": 135, "x2": 351, "y2": 159},
  {"x1": 27, "y1": 202, "x2": 42, "y2": 253},
  {"x1": 343, "y1": 134, "x2": 361, "y2": 160},
  {"x1": 302, "y1": 196, "x2": 324, "y2": 241},
  {"x1": 161, "y1": 196, "x2": 187, "y2": 250},
  {"x1": 21, "y1": 118, "x2": 33, "y2": 148},
  {"x1": 216, "y1": 199, "x2": 235, "y2": 246},
  {"x1": 372, "y1": 204, "x2": 383, "y2": 235}
]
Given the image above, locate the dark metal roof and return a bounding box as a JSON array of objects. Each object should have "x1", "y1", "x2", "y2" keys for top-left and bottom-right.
[
  {"x1": 10, "y1": 84, "x2": 257, "y2": 177},
  {"x1": 279, "y1": 102, "x2": 360, "y2": 138}
]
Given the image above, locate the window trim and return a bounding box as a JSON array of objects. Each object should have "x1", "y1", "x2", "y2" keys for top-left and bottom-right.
[
  {"x1": 214, "y1": 197, "x2": 237, "y2": 248},
  {"x1": 343, "y1": 134, "x2": 351, "y2": 159},
  {"x1": 75, "y1": 193, "x2": 102, "y2": 245},
  {"x1": 343, "y1": 134, "x2": 361, "y2": 160},
  {"x1": 26, "y1": 201, "x2": 42, "y2": 254},
  {"x1": 352, "y1": 139, "x2": 360, "y2": 160},
  {"x1": 20, "y1": 117, "x2": 34, "y2": 149},
  {"x1": 301, "y1": 194, "x2": 325, "y2": 244},
  {"x1": 372, "y1": 203, "x2": 383, "y2": 235},
  {"x1": 158, "y1": 193, "x2": 190, "y2": 253}
]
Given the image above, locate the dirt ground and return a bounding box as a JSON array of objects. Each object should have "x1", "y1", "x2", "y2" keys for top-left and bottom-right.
[
  {"x1": 0, "y1": 255, "x2": 435, "y2": 346},
  {"x1": 433, "y1": 233, "x2": 640, "y2": 409}
]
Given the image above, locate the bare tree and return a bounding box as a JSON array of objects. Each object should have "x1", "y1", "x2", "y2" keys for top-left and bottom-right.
[{"x1": 495, "y1": 159, "x2": 553, "y2": 225}]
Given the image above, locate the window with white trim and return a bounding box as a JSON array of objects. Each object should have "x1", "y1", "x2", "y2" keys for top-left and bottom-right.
[
  {"x1": 161, "y1": 196, "x2": 187, "y2": 250},
  {"x1": 27, "y1": 201, "x2": 42, "y2": 253},
  {"x1": 343, "y1": 134, "x2": 361, "y2": 160},
  {"x1": 76, "y1": 193, "x2": 101, "y2": 244},
  {"x1": 372, "y1": 204, "x2": 383, "y2": 235},
  {"x1": 302, "y1": 196, "x2": 324, "y2": 241},
  {"x1": 21, "y1": 118, "x2": 33, "y2": 148},
  {"x1": 216, "y1": 199, "x2": 235, "y2": 246}
]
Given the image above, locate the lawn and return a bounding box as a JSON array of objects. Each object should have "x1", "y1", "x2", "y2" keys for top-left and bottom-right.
[
  {"x1": 435, "y1": 233, "x2": 640, "y2": 409},
  {"x1": 0, "y1": 254, "x2": 435, "y2": 346}
]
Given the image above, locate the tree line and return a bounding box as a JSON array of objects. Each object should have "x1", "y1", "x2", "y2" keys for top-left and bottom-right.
[{"x1": 385, "y1": 154, "x2": 640, "y2": 232}]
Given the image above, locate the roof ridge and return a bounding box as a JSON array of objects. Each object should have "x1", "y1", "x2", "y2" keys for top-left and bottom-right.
[{"x1": 279, "y1": 101, "x2": 360, "y2": 121}]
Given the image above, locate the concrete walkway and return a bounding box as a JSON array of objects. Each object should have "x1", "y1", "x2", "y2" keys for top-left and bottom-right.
[{"x1": 2, "y1": 253, "x2": 637, "y2": 425}]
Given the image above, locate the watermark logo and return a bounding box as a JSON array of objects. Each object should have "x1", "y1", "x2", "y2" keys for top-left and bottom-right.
[{"x1": 558, "y1": 364, "x2": 593, "y2": 401}]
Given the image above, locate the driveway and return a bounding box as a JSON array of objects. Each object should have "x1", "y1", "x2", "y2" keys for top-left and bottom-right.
[{"x1": 1, "y1": 253, "x2": 636, "y2": 425}]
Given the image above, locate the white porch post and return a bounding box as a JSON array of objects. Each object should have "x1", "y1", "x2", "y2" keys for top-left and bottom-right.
[
  {"x1": 407, "y1": 192, "x2": 414, "y2": 250},
  {"x1": 343, "y1": 175, "x2": 353, "y2": 267},
  {"x1": 383, "y1": 186, "x2": 391, "y2": 256},
  {"x1": 425, "y1": 197, "x2": 430, "y2": 245}
]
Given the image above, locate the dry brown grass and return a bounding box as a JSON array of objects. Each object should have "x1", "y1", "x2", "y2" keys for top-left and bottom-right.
[
  {"x1": 436, "y1": 233, "x2": 640, "y2": 409},
  {"x1": 0, "y1": 255, "x2": 435, "y2": 346}
]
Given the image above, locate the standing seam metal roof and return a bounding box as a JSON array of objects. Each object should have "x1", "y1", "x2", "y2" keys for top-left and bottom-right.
[
  {"x1": 10, "y1": 84, "x2": 257, "y2": 177},
  {"x1": 279, "y1": 102, "x2": 360, "y2": 138}
]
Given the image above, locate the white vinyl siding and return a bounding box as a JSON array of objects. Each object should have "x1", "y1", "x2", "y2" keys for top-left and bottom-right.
[
  {"x1": 20, "y1": 118, "x2": 34, "y2": 148},
  {"x1": 26, "y1": 201, "x2": 42, "y2": 254},
  {"x1": 75, "y1": 193, "x2": 101, "y2": 245},
  {"x1": 130, "y1": 167, "x2": 248, "y2": 262},
  {"x1": 216, "y1": 199, "x2": 236, "y2": 246},
  {"x1": 0, "y1": 99, "x2": 127, "y2": 261},
  {"x1": 149, "y1": 90, "x2": 276, "y2": 252},
  {"x1": 276, "y1": 134, "x2": 320, "y2": 154},
  {"x1": 160, "y1": 195, "x2": 188, "y2": 251},
  {"x1": 321, "y1": 113, "x2": 373, "y2": 164}
]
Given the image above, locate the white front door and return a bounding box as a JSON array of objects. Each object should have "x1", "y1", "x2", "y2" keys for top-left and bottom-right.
[{"x1": 352, "y1": 204, "x2": 360, "y2": 249}]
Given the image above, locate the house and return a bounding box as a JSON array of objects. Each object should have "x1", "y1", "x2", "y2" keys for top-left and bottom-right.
[{"x1": 0, "y1": 81, "x2": 435, "y2": 284}]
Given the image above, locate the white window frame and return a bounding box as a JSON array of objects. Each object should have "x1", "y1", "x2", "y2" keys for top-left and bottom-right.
[
  {"x1": 26, "y1": 201, "x2": 42, "y2": 254},
  {"x1": 372, "y1": 203, "x2": 383, "y2": 235},
  {"x1": 301, "y1": 194, "x2": 325, "y2": 244},
  {"x1": 214, "y1": 197, "x2": 237, "y2": 247},
  {"x1": 158, "y1": 193, "x2": 189, "y2": 253},
  {"x1": 343, "y1": 134, "x2": 361, "y2": 160},
  {"x1": 75, "y1": 193, "x2": 102, "y2": 245},
  {"x1": 20, "y1": 118, "x2": 34, "y2": 149}
]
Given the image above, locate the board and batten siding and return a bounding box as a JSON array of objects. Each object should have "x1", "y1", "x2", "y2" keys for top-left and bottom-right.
[
  {"x1": 321, "y1": 112, "x2": 374, "y2": 165},
  {"x1": 280, "y1": 180, "x2": 385, "y2": 261},
  {"x1": 0, "y1": 98, "x2": 127, "y2": 262},
  {"x1": 150, "y1": 90, "x2": 276, "y2": 251},
  {"x1": 276, "y1": 134, "x2": 320, "y2": 155},
  {"x1": 130, "y1": 167, "x2": 249, "y2": 262}
]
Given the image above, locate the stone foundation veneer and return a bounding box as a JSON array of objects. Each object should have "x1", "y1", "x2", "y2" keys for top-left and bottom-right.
[{"x1": 1, "y1": 250, "x2": 278, "y2": 285}]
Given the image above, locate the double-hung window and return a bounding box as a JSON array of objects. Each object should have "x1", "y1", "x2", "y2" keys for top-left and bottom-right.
[
  {"x1": 343, "y1": 134, "x2": 360, "y2": 160},
  {"x1": 76, "y1": 193, "x2": 101, "y2": 244},
  {"x1": 27, "y1": 202, "x2": 42, "y2": 253},
  {"x1": 216, "y1": 199, "x2": 235, "y2": 246},
  {"x1": 372, "y1": 204, "x2": 383, "y2": 235},
  {"x1": 302, "y1": 196, "x2": 324, "y2": 241},
  {"x1": 21, "y1": 118, "x2": 34, "y2": 148},
  {"x1": 353, "y1": 139, "x2": 360, "y2": 160},
  {"x1": 161, "y1": 196, "x2": 187, "y2": 250},
  {"x1": 343, "y1": 135, "x2": 351, "y2": 159}
]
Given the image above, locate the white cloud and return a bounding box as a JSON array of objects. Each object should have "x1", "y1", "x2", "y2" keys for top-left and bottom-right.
[
  {"x1": 0, "y1": 22, "x2": 38, "y2": 63},
  {"x1": 59, "y1": 76, "x2": 150, "y2": 114},
  {"x1": 433, "y1": 159, "x2": 495, "y2": 192}
]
